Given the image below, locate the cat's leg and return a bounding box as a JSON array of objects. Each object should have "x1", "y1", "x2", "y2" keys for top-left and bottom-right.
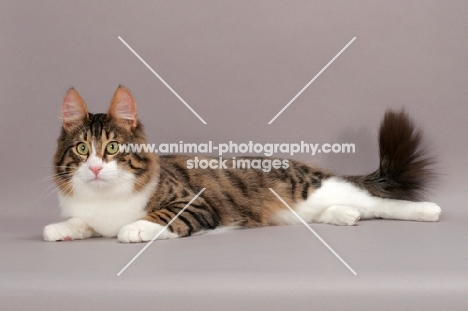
[
  {"x1": 361, "y1": 199, "x2": 441, "y2": 222},
  {"x1": 293, "y1": 177, "x2": 441, "y2": 225},
  {"x1": 118, "y1": 200, "x2": 218, "y2": 243},
  {"x1": 43, "y1": 217, "x2": 98, "y2": 241},
  {"x1": 321, "y1": 180, "x2": 442, "y2": 221}
]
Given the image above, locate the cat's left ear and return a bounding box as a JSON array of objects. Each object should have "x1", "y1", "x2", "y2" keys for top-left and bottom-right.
[{"x1": 108, "y1": 86, "x2": 138, "y2": 129}]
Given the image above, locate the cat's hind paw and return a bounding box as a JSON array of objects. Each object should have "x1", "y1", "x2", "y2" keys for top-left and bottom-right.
[
  {"x1": 117, "y1": 220, "x2": 178, "y2": 243},
  {"x1": 318, "y1": 205, "x2": 361, "y2": 226},
  {"x1": 415, "y1": 202, "x2": 441, "y2": 222}
]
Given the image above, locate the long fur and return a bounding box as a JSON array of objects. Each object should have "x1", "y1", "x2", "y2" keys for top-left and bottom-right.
[
  {"x1": 345, "y1": 109, "x2": 435, "y2": 201},
  {"x1": 44, "y1": 88, "x2": 441, "y2": 243}
]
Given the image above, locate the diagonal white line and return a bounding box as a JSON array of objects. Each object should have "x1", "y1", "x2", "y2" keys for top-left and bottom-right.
[
  {"x1": 269, "y1": 188, "x2": 357, "y2": 275},
  {"x1": 117, "y1": 188, "x2": 206, "y2": 276},
  {"x1": 268, "y1": 37, "x2": 356, "y2": 124},
  {"x1": 118, "y1": 36, "x2": 207, "y2": 125}
]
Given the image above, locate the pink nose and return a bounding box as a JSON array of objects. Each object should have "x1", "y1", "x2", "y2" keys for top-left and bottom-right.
[{"x1": 89, "y1": 165, "x2": 103, "y2": 176}]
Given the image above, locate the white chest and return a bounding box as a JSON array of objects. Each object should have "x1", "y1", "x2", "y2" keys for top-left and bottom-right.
[{"x1": 59, "y1": 192, "x2": 150, "y2": 237}]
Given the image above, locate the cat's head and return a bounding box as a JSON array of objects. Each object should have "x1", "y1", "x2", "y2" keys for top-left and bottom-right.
[{"x1": 53, "y1": 86, "x2": 159, "y2": 197}]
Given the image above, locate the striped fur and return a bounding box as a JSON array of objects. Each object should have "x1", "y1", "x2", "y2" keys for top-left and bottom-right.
[
  {"x1": 44, "y1": 87, "x2": 440, "y2": 243},
  {"x1": 143, "y1": 155, "x2": 331, "y2": 236}
]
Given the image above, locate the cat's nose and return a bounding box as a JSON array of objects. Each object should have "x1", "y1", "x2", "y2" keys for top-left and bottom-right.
[{"x1": 89, "y1": 165, "x2": 103, "y2": 176}]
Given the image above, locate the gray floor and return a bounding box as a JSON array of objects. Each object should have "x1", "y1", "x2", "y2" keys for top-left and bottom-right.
[{"x1": 2, "y1": 196, "x2": 467, "y2": 310}]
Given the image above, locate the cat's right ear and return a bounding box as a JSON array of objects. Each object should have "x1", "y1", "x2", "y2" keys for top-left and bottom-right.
[{"x1": 61, "y1": 88, "x2": 88, "y2": 130}]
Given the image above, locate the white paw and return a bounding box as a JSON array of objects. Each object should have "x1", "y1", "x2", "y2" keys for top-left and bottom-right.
[
  {"x1": 415, "y1": 202, "x2": 442, "y2": 222},
  {"x1": 319, "y1": 205, "x2": 361, "y2": 226},
  {"x1": 334, "y1": 208, "x2": 361, "y2": 226},
  {"x1": 117, "y1": 220, "x2": 178, "y2": 243},
  {"x1": 43, "y1": 218, "x2": 93, "y2": 241}
]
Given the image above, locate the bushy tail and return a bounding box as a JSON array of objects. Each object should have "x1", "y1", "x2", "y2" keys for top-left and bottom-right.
[{"x1": 345, "y1": 110, "x2": 435, "y2": 201}]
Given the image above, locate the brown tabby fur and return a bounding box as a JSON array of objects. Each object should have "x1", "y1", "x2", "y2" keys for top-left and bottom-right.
[{"x1": 53, "y1": 86, "x2": 433, "y2": 238}]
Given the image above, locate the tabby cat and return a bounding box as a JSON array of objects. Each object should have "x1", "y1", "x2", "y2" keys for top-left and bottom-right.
[{"x1": 43, "y1": 87, "x2": 441, "y2": 243}]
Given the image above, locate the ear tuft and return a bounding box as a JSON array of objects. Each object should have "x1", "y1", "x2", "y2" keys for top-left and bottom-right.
[
  {"x1": 108, "y1": 86, "x2": 138, "y2": 128},
  {"x1": 61, "y1": 88, "x2": 88, "y2": 130}
]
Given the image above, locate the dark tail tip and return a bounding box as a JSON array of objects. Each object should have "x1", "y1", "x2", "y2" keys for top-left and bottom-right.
[
  {"x1": 344, "y1": 109, "x2": 436, "y2": 201},
  {"x1": 377, "y1": 109, "x2": 436, "y2": 200}
]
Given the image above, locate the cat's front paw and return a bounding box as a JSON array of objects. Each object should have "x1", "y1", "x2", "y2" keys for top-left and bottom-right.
[
  {"x1": 117, "y1": 220, "x2": 178, "y2": 243},
  {"x1": 43, "y1": 224, "x2": 69, "y2": 241},
  {"x1": 43, "y1": 218, "x2": 94, "y2": 241}
]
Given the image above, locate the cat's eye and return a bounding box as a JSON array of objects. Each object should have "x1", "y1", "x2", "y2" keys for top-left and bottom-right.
[
  {"x1": 106, "y1": 141, "x2": 119, "y2": 155},
  {"x1": 76, "y1": 142, "x2": 89, "y2": 155}
]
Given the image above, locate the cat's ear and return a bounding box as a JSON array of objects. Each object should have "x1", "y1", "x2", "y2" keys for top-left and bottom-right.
[
  {"x1": 108, "y1": 86, "x2": 138, "y2": 129},
  {"x1": 61, "y1": 88, "x2": 88, "y2": 130}
]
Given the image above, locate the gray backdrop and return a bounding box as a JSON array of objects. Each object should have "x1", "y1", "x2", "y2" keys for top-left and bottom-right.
[{"x1": 1, "y1": 1, "x2": 468, "y2": 310}]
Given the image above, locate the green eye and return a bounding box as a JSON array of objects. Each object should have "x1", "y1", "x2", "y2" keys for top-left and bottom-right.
[
  {"x1": 106, "y1": 141, "x2": 119, "y2": 155},
  {"x1": 76, "y1": 142, "x2": 89, "y2": 155}
]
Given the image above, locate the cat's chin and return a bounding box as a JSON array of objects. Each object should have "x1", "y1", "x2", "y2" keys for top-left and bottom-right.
[
  {"x1": 88, "y1": 179, "x2": 112, "y2": 187},
  {"x1": 86, "y1": 178, "x2": 112, "y2": 188},
  {"x1": 71, "y1": 177, "x2": 135, "y2": 198},
  {"x1": 80, "y1": 179, "x2": 127, "y2": 196}
]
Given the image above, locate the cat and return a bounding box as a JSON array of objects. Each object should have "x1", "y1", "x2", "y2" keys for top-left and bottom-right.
[{"x1": 43, "y1": 86, "x2": 441, "y2": 243}]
